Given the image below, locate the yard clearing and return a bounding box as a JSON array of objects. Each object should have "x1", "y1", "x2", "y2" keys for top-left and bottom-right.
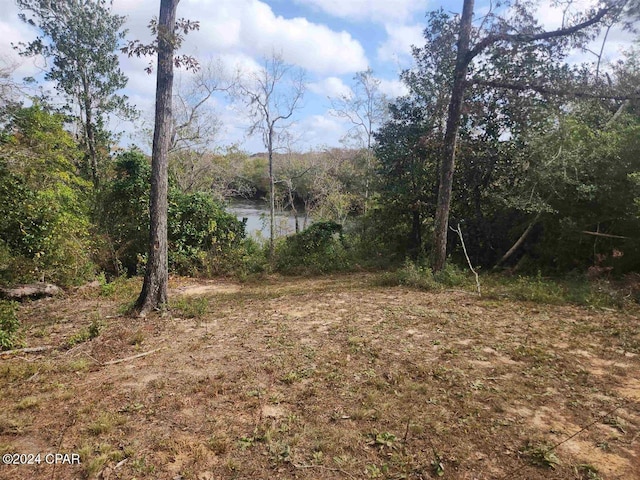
[{"x1": 1, "y1": 273, "x2": 639, "y2": 479}]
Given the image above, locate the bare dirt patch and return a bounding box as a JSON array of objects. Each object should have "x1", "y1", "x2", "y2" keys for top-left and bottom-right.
[{"x1": 1, "y1": 273, "x2": 639, "y2": 479}]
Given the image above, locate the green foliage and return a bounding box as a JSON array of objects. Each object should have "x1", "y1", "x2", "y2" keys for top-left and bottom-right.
[
  {"x1": 377, "y1": 260, "x2": 437, "y2": 291},
  {"x1": 433, "y1": 262, "x2": 469, "y2": 287},
  {"x1": 0, "y1": 106, "x2": 94, "y2": 285},
  {"x1": 16, "y1": 0, "x2": 135, "y2": 184},
  {"x1": 169, "y1": 190, "x2": 246, "y2": 275},
  {"x1": 65, "y1": 319, "x2": 102, "y2": 348},
  {"x1": 0, "y1": 300, "x2": 21, "y2": 351},
  {"x1": 484, "y1": 273, "x2": 627, "y2": 308},
  {"x1": 172, "y1": 296, "x2": 209, "y2": 319},
  {"x1": 275, "y1": 221, "x2": 351, "y2": 274},
  {"x1": 522, "y1": 113, "x2": 640, "y2": 273},
  {"x1": 99, "y1": 149, "x2": 246, "y2": 276},
  {"x1": 524, "y1": 442, "x2": 561, "y2": 469},
  {"x1": 97, "y1": 149, "x2": 150, "y2": 274},
  {"x1": 377, "y1": 260, "x2": 469, "y2": 291}
]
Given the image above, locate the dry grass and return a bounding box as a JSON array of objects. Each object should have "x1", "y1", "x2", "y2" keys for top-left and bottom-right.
[{"x1": 0, "y1": 273, "x2": 639, "y2": 479}]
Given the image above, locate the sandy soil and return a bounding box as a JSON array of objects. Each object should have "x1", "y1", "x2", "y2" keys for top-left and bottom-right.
[{"x1": 0, "y1": 273, "x2": 638, "y2": 479}]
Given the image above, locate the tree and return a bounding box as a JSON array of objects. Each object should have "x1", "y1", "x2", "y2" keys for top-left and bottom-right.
[
  {"x1": 330, "y1": 68, "x2": 388, "y2": 211},
  {"x1": 0, "y1": 105, "x2": 94, "y2": 285},
  {"x1": 431, "y1": 0, "x2": 629, "y2": 272},
  {"x1": 238, "y1": 53, "x2": 305, "y2": 258},
  {"x1": 15, "y1": 0, "x2": 136, "y2": 187},
  {"x1": 0, "y1": 58, "x2": 22, "y2": 114},
  {"x1": 169, "y1": 60, "x2": 239, "y2": 194},
  {"x1": 124, "y1": 0, "x2": 199, "y2": 315}
]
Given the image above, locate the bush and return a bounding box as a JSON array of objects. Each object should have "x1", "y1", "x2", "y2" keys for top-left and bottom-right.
[
  {"x1": 275, "y1": 221, "x2": 352, "y2": 274},
  {"x1": 377, "y1": 260, "x2": 437, "y2": 290},
  {"x1": 0, "y1": 300, "x2": 21, "y2": 351},
  {"x1": 169, "y1": 190, "x2": 246, "y2": 275},
  {"x1": 0, "y1": 107, "x2": 95, "y2": 286},
  {"x1": 205, "y1": 237, "x2": 269, "y2": 278},
  {"x1": 433, "y1": 262, "x2": 469, "y2": 287},
  {"x1": 99, "y1": 150, "x2": 246, "y2": 276},
  {"x1": 377, "y1": 260, "x2": 470, "y2": 291}
]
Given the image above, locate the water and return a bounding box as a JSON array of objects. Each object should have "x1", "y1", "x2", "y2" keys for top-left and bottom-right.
[{"x1": 227, "y1": 199, "x2": 309, "y2": 239}]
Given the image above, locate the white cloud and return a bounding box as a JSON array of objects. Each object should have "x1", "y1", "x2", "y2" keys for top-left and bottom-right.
[
  {"x1": 308, "y1": 77, "x2": 352, "y2": 98},
  {"x1": 295, "y1": 0, "x2": 426, "y2": 24},
  {"x1": 293, "y1": 112, "x2": 349, "y2": 148},
  {"x1": 169, "y1": 0, "x2": 368, "y2": 75},
  {"x1": 378, "y1": 78, "x2": 408, "y2": 98},
  {"x1": 115, "y1": 0, "x2": 368, "y2": 76},
  {"x1": 377, "y1": 23, "x2": 423, "y2": 64}
]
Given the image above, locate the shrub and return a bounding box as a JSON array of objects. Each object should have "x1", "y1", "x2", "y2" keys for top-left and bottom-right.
[
  {"x1": 0, "y1": 300, "x2": 21, "y2": 351},
  {"x1": 99, "y1": 150, "x2": 246, "y2": 276},
  {"x1": 169, "y1": 190, "x2": 246, "y2": 275},
  {"x1": 377, "y1": 260, "x2": 470, "y2": 291},
  {"x1": 377, "y1": 260, "x2": 437, "y2": 290},
  {"x1": 0, "y1": 107, "x2": 95, "y2": 286},
  {"x1": 275, "y1": 221, "x2": 352, "y2": 274}
]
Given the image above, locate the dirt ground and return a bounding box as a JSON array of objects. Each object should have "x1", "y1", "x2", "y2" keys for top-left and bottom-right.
[{"x1": 1, "y1": 273, "x2": 639, "y2": 479}]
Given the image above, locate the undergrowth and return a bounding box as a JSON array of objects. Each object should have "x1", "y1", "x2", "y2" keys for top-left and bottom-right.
[{"x1": 0, "y1": 300, "x2": 21, "y2": 350}]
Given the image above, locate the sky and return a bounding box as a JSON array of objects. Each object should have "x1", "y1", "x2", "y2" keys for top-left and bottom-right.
[{"x1": 0, "y1": 0, "x2": 635, "y2": 153}]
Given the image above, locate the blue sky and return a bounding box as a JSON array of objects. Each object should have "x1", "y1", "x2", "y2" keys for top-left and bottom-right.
[{"x1": 0, "y1": 0, "x2": 633, "y2": 153}]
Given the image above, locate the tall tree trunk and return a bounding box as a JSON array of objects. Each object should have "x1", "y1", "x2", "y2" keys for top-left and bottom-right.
[
  {"x1": 432, "y1": 0, "x2": 475, "y2": 272},
  {"x1": 411, "y1": 210, "x2": 422, "y2": 257},
  {"x1": 135, "y1": 0, "x2": 177, "y2": 315}
]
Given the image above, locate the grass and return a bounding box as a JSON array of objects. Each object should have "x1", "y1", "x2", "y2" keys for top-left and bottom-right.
[
  {"x1": 0, "y1": 273, "x2": 638, "y2": 480},
  {"x1": 171, "y1": 296, "x2": 209, "y2": 319}
]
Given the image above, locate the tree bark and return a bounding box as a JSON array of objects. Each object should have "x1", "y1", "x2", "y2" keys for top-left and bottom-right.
[
  {"x1": 430, "y1": 0, "x2": 619, "y2": 272},
  {"x1": 432, "y1": 0, "x2": 475, "y2": 272},
  {"x1": 135, "y1": 0, "x2": 177, "y2": 315},
  {"x1": 494, "y1": 215, "x2": 539, "y2": 268}
]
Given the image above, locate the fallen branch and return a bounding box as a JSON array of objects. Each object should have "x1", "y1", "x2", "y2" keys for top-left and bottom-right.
[
  {"x1": 581, "y1": 230, "x2": 629, "y2": 239},
  {"x1": 451, "y1": 224, "x2": 481, "y2": 296},
  {"x1": 495, "y1": 214, "x2": 540, "y2": 267},
  {"x1": 0, "y1": 345, "x2": 53, "y2": 356},
  {"x1": 102, "y1": 347, "x2": 164, "y2": 366}
]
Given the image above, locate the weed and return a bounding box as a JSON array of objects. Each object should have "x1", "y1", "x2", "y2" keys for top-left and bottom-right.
[
  {"x1": 524, "y1": 442, "x2": 561, "y2": 469},
  {"x1": 268, "y1": 441, "x2": 292, "y2": 464},
  {"x1": 433, "y1": 262, "x2": 469, "y2": 287},
  {"x1": 15, "y1": 396, "x2": 39, "y2": 410},
  {"x1": 129, "y1": 329, "x2": 144, "y2": 346},
  {"x1": 65, "y1": 318, "x2": 103, "y2": 348},
  {"x1": 377, "y1": 260, "x2": 437, "y2": 291},
  {"x1": 282, "y1": 371, "x2": 300, "y2": 384},
  {"x1": 431, "y1": 451, "x2": 445, "y2": 477},
  {"x1": 207, "y1": 434, "x2": 230, "y2": 454},
  {"x1": 366, "y1": 463, "x2": 383, "y2": 478},
  {"x1": 172, "y1": 296, "x2": 209, "y2": 319},
  {"x1": 312, "y1": 450, "x2": 324, "y2": 464},
  {"x1": 98, "y1": 273, "x2": 138, "y2": 299},
  {"x1": 367, "y1": 431, "x2": 396, "y2": 449},
  {"x1": 130, "y1": 456, "x2": 155, "y2": 474},
  {"x1": 238, "y1": 436, "x2": 255, "y2": 450},
  {"x1": 0, "y1": 300, "x2": 21, "y2": 350},
  {"x1": 87, "y1": 412, "x2": 125, "y2": 436},
  {"x1": 63, "y1": 359, "x2": 90, "y2": 372},
  {"x1": 575, "y1": 464, "x2": 603, "y2": 480}
]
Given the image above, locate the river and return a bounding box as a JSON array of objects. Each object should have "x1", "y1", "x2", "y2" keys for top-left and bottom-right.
[{"x1": 226, "y1": 199, "x2": 309, "y2": 239}]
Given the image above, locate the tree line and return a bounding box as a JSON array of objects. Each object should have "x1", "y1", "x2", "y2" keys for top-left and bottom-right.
[{"x1": 1, "y1": 0, "x2": 639, "y2": 314}]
